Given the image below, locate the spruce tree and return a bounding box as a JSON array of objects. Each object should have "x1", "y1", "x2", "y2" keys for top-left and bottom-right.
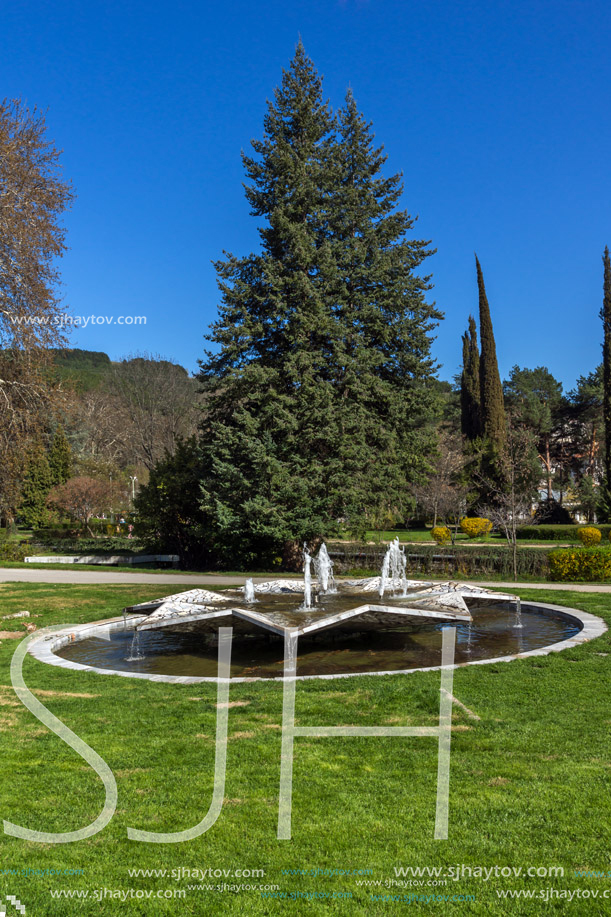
[
  {"x1": 476, "y1": 255, "x2": 506, "y2": 451},
  {"x1": 460, "y1": 315, "x2": 481, "y2": 439},
  {"x1": 197, "y1": 46, "x2": 441, "y2": 566},
  {"x1": 48, "y1": 424, "x2": 72, "y2": 486},
  {"x1": 324, "y1": 89, "x2": 441, "y2": 517}
]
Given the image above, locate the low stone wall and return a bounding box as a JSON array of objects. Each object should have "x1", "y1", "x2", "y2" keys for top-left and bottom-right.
[{"x1": 24, "y1": 554, "x2": 179, "y2": 566}]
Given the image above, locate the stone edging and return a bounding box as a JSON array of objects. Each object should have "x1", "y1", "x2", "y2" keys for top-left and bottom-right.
[{"x1": 26, "y1": 602, "x2": 607, "y2": 684}]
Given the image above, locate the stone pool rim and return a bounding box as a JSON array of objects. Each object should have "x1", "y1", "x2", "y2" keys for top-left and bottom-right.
[{"x1": 26, "y1": 601, "x2": 607, "y2": 684}]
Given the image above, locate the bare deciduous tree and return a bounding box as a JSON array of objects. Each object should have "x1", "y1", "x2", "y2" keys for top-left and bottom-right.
[
  {"x1": 412, "y1": 430, "x2": 470, "y2": 538},
  {"x1": 478, "y1": 425, "x2": 540, "y2": 581},
  {"x1": 76, "y1": 388, "x2": 131, "y2": 464},
  {"x1": 109, "y1": 354, "x2": 200, "y2": 470},
  {"x1": 0, "y1": 99, "x2": 74, "y2": 523}
]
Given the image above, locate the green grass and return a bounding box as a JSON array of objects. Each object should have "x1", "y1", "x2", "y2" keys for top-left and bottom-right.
[
  {"x1": 352, "y1": 530, "x2": 573, "y2": 547},
  {"x1": 1, "y1": 583, "x2": 610, "y2": 914},
  {"x1": 0, "y1": 563, "x2": 300, "y2": 576},
  {"x1": 0, "y1": 562, "x2": 183, "y2": 573}
]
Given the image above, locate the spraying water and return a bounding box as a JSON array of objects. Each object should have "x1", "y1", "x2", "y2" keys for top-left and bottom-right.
[
  {"x1": 303, "y1": 544, "x2": 312, "y2": 609},
  {"x1": 379, "y1": 550, "x2": 391, "y2": 599},
  {"x1": 379, "y1": 537, "x2": 408, "y2": 598},
  {"x1": 513, "y1": 597, "x2": 523, "y2": 629},
  {"x1": 243, "y1": 578, "x2": 256, "y2": 603},
  {"x1": 126, "y1": 629, "x2": 144, "y2": 661},
  {"x1": 313, "y1": 543, "x2": 336, "y2": 594},
  {"x1": 466, "y1": 621, "x2": 473, "y2": 655}
]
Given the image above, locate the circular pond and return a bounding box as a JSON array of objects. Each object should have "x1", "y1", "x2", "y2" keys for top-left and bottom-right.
[{"x1": 54, "y1": 601, "x2": 582, "y2": 680}]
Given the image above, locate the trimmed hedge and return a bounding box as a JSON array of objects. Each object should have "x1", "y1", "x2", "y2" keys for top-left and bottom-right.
[
  {"x1": 549, "y1": 546, "x2": 611, "y2": 582},
  {"x1": 29, "y1": 537, "x2": 142, "y2": 554},
  {"x1": 328, "y1": 542, "x2": 553, "y2": 580},
  {"x1": 516, "y1": 525, "x2": 611, "y2": 541}
]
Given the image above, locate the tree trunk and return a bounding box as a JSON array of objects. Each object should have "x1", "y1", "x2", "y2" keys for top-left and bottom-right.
[
  {"x1": 282, "y1": 536, "x2": 323, "y2": 572},
  {"x1": 545, "y1": 436, "x2": 553, "y2": 501},
  {"x1": 589, "y1": 425, "x2": 597, "y2": 475}
]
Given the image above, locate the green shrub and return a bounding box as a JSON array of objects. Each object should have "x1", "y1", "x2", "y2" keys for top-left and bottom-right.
[
  {"x1": 516, "y1": 525, "x2": 611, "y2": 541},
  {"x1": 549, "y1": 546, "x2": 611, "y2": 582},
  {"x1": 431, "y1": 526, "x2": 451, "y2": 544},
  {"x1": 0, "y1": 542, "x2": 31, "y2": 562},
  {"x1": 577, "y1": 526, "x2": 602, "y2": 546},
  {"x1": 31, "y1": 536, "x2": 141, "y2": 554},
  {"x1": 328, "y1": 542, "x2": 553, "y2": 580},
  {"x1": 460, "y1": 517, "x2": 493, "y2": 538}
]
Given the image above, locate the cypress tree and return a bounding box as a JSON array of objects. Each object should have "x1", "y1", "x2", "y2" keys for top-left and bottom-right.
[
  {"x1": 197, "y1": 46, "x2": 441, "y2": 566},
  {"x1": 602, "y1": 246, "x2": 611, "y2": 484},
  {"x1": 460, "y1": 314, "x2": 481, "y2": 439},
  {"x1": 48, "y1": 424, "x2": 72, "y2": 486},
  {"x1": 476, "y1": 255, "x2": 506, "y2": 451},
  {"x1": 18, "y1": 444, "x2": 52, "y2": 529}
]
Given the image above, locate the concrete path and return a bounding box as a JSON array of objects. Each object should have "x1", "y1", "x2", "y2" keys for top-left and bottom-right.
[
  {"x1": 0, "y1": 569, "x2": 258, "y2": 586},
  {"x1": 0, "y1": 568, "x2": 610, "y2": 593}
]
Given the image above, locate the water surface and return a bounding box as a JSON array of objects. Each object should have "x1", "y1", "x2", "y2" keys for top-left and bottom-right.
[{"x1": 57, "y1": 602, "x2": 579, "y2": 679}]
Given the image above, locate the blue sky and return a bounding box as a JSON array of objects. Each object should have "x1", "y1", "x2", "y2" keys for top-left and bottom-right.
[{"x1": 2, "y1": 0, "x2": 609, "y2": 390}]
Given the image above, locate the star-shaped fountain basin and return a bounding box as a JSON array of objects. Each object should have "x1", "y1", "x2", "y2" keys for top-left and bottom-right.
[{"x1": 123, "y1": 580, "x2": 518, "y2": 640}]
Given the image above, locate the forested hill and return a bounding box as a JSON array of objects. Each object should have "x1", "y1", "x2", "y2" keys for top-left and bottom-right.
[
  {"x1": 50, "y1": 349, "x2": 112, "y2": 390},
  {"x1": 49, "y1": 349, "x2": 192, "y2": 391}
]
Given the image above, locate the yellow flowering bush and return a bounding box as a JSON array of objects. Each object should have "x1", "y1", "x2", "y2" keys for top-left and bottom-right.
[
  {"x1": 431, "y1": 526, "x2": 452, "y2": 544},
  {"x1": 577, "y1": 526, "x2": 602, "y2": 546},
  {"x1": 460, "y1": 517, "x2": 493, "y2": 539},
  {"x1": 549, "y1": 547, "x2": 611, "y2": 581}
]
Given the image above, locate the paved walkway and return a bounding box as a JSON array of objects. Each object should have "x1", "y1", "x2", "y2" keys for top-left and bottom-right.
[{"x1": 0, "y1": 568, "x2": 610, "y2": 592}]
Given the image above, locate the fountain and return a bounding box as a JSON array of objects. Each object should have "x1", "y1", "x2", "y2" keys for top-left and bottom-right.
[
  {"x1": 126, "y1": 629, "x2": 144, "y2": 661},
  {"x1": 39, "y1": 535, "x2": 585, "y2": 682},
  {"x1": 37, "y1": 534, "x2": 595, "y2": 681},
  {"x1": 303, "y1": 544, "x2": 312, "y2": 609},
  {"x1": 30, "y1": 538, "x2": 605, "y2": 683},
  {"x1": 513, "y1": 597, "x2": 523, "y2": 629},
  {"x1": 313, "y1": 543, "x2": 336, "y2": 594},
  {"x1": 379, "y1": 537, "x2": 407, "y2": 598}
]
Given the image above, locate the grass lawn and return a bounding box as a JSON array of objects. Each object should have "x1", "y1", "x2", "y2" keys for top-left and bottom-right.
[
  {"x1": 0, "y1": 583, "x2": 610, "y2": 914},
  {"x1": 0, "y1": 563, "x2": 182, "y2": 573},
  {"x1": 359, "y1": 530, "x2": 570, "y2": 547}
]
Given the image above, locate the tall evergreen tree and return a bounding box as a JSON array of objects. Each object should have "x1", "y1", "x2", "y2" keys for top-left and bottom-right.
[
  {"x1": 601, "y1": 246, "x2": 611, "y2": 484},
  {"x1": 476, "y1": 255, "x2": 506, "y2": 451},
  {"x1": 323, "y1": 88, "x2": 441, "y2": 515},
  {"x1": 598, "y1": 246, "x2": 611, "y2": 521},
  {"x1": 569, "y1": 365, "x2": 603, "y2": 478},
  {"x1": 503, "y1": 365, "x2": 565, "y2": 501},
  {"x1": 48, "y1": 424, "x2": 72, "y2": 486},
  {"x1": 197, "y1": 46, "x2": 441, "y2": 566},
  {"x1": 460, "y1": 315, "x2": 481, "y2": 439},
  {"x1": 18, "y1": 443, "x2": 52, "y2": 529}
]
